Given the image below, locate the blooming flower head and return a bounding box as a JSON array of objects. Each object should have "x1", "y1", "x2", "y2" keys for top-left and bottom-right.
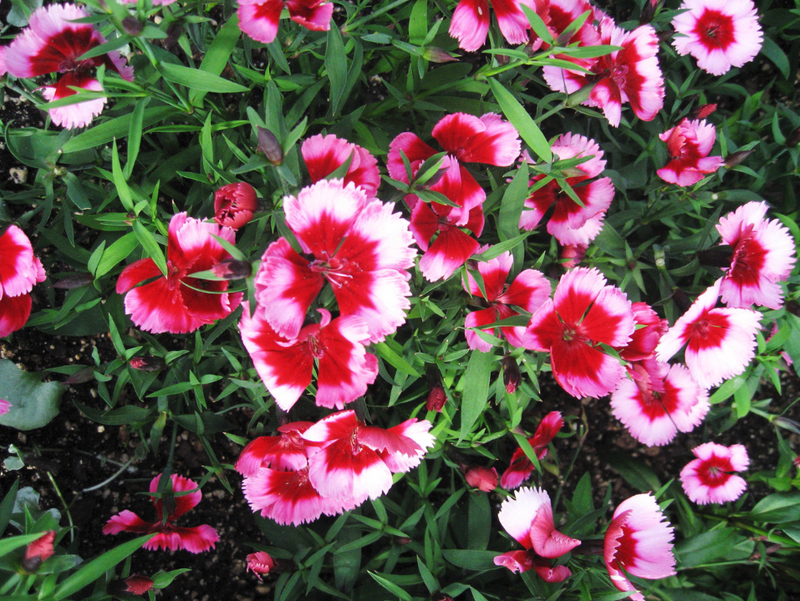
[
  {"x1": 672, "y1": 0, "x2": 763, "y2": 76},
  {"x1": 448, "y1": 0, "x2": 545, "y2": 52},
  {"x1": 214, "y1": 182, "x2": 258, "y2": 229},
  {"x1": 604, "y1": 493, "x2": 676, "y2": 601},
  {"x1": 463, "y1": 251, "x2": 550, "y2": 351},
  {"x1": 464, "y1": 466, "x2": 499, "y2": 492},
  {"x1": 657, "y1": 118, "x2": 724, "y2": 186},
  {"x1": 254, "y1": 178, "x2": 416, "y2": 342},
  {"x1": 246, "y1": 551, "x2": 275, "y2": 580},
  {"x1": 680, "y1": 442, "x2": 749, "y2": 504},
  {"x1": 716, "y1": 201, "x2": 797, "y2": 310},
  {"x1": 501, "y1": 411, "x2": 564, "y2": 490},
  {"x1": 0, "y1": 4, "x2": 134, "y2": 128},
  {"x1": 302, "y1": 134, "x2": 381, "y2": 197},
  {"x1": 116, "y1": 213, "x2": 242, "y2": 334},
  {"x1": 655, "y1": 279, "x2": 761, "y2": 388},
  {"x1": 0, "y1": 225, "x2": 46, "y2": 337},
  {"x1": 103, "y1": 474, "x2": 219, "y2": 553},
  {"x1": 525, "y1": 267, "x2": 635, "y2": 398},
  {"x1": 235, "y1": 421, "x2": 317, "y2": 476},
  {"x1": 238, "y1": 0, "x2": 333, "y2": 44}
]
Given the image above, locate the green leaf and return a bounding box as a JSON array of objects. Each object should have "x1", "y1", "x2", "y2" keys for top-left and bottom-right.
[
  {"x1": 368, "y1": 572, "x2": 412, "y2": 601},
  {"x1": 459, "y1": 350, "x2": 495, "y2": 442},
  {"x1": 749, "y1": 491, "x2": 800, "y2": 523},
  {"x1": 112, "y1": 140, "x2": 134, "y2": 212},
  {"x1": 94, "y1": 232, "x2": 138, "y2": 279},
  {"x1": 133, "y1": 220, "x2": 168, "y2": 276},
  {"x1": 487, "y1": 78, "x2": 552, "y2": 162},
  {"x1": 761, "y1": 37, "x2": 790, "y2": 80},
  {"x1": 605, "y1": 451, "x2": 660, "y2": 492},
  {"x1": 675, "y1": 528, "x2": 750, "y2": 569},
  {"x1": 467, "y1": 492, "x2": 491, "y2": 550},
  {"x1": 375, "y1": 342, "x2": 421, "y2": 378},
  {"x1": 160, "y1": 62, "x2": 249, "y2": 93},
  {"x1": 62, "y1": 106, "x2": 177, "y2": 154},
  {"x1": 190, "y1": 14, "x2": 242, "y2": 106},
  {"x1": 0, "y1": 360, "x2": 64, "y2": 431},
  {"x1": 0, "y1": 532, "x2": 44, "y2": 557},
  {"x1": 441, "y1": 549, "x2": 498, "y2": 570},
  {"x1": 124, "y1": 96, "x2": 148, "y2": 179},
  {"x1": 326, "y1": 25, "x2": 348, "y2": 117},
  {"x1": 498, "y1": 161, "x2": 529, "y2": 241},
  {"x1": 0, "y1": 479, "x2": 19, "y2": 537}
]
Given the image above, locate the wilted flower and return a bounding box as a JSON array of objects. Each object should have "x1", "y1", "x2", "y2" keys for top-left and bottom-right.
[
  {"x1": 246, "y1": 551, "x2": 275, "y2": 580},
  {"x1": 214, "y1": 182, "x2": 258, "y2": 229},
  {"x1": 21, "y1": 530, "x2": 56, "y2": 572},
  {"x1": 464, "y1": 466, "x2": 498, "y2": 492},
  {"x1": 680, "y1": 442, "x2": 749, "y2": 504}
]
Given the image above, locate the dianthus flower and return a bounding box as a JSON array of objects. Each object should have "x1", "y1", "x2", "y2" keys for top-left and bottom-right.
[
  {"x1": 680, "y1": 442, "x2": 749, "y2": 504},
  {"x1": 464, "y1": 466, "x2": 499, "y2": 492},
  {"x1": 716, "y1": 201, "x2": 796, "y2": 310},
  {"x1": 671, "y1": 0, "x2": 763, "y2": 76},
  {"x1": 0, "y1": 4, "x2": 134, "y2": 129},
  {"x1": 0, "y1": 225, "x2": 46, "y2": 337},
  {"x1": 246, "y1": 552, "x2": 275, "y2": 580},
  {"x1": 214, "y1": 182, "x2": 258, "y2": 230},
  {"x1": 525, "y1": 267, "x2": 635, "y2": 398},
  {"x1": 254, "y1": 179, "x2": 415, "y2": 342},
  {"x1": 655, "y1": 279, "x2": 761, "y2": 388},
  {"x1": 116, "y1": 213, "x2": 242, "y2": 334},
  {"x1": 237, "y1": 0, "x2": 333, "y2": 44},
  {"x1": 604, "y1": 494, "x2": 676, "y2": 601},
  {"x1": 463, "y1": 251, "x2": 550, "y2": 351},
  {"x1": 235, "y1": 421, "x2": 316, "y2": 476},
  {"x1": 657, "y1": 118, "x2": 724, "y2": 186},
  {"x1": 103, "y1": 474, "x2": 219, "y2": 553},
  {"x1": 301, "y1": 134, "x2": 380, "y2": 198},
  {"x1": 448, "y1": 0, "x2": 544, "y2": 52},
  {"x1": 500, "y1": 411, "x2": 563, "y2": 490}
]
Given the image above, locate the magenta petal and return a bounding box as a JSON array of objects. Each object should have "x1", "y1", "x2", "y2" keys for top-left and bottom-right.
[
  {"x1": 494, "y1": 550, "x2": 533, "y2": 573},
  {"x1": 419, "y1": 225, "x2": 480, "y2": 282},
  {"x1": 172, "y1": 525, "x2": 220, "y2": 553},
  {"x1": 449, "y1": 0, "x2": 491, "y2": 52},
  {"x1": 528, "y1": 502, "x2": 581, "y2": 558}
]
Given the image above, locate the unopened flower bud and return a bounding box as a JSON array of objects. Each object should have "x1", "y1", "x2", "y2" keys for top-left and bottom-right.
[
  {"x1": 214, "y1": 182, "x2": 258, "y2": 229},
  {"x1": 395, "y1": 536, "x2": 412, "y2": 545},
  {"x1": 212, "y1": 259, "x2": 253, "y2": 280},
  {"x1": 560, "y1": 244, "x2": 586, "y2": 269},
  {"x1": 21, "y1": 531, "x2": 55, "y2": 573},
  {"x1": 52, "y1": 272, "x2": 94, "y2": 289},
  {"x1": 724, "y1": 150, "x2": 754, "y2": 168},
  {"x1": 691, "y1": 103, "x2": 717, "y2": 119},
  {"x1": 122, "y1": 16, "x2": 143, "y2": 36},
  {"x1": 786, "y1": 126, "x2": 800, "y2": 148},
  {"x1": 129, "y1": 356, "x2": 166, "y2": 372},
  {"x1": 422, "y1": 47, "x2": 457, "y2": 63},
  {"x1": 672, "y1": 288, "x2": 692, "y2": 314},
  {"x1": 124, "y1": 575, "x2": 154, "y2": 595},
  {"x1": 502, "y1": 355, "x2": 521, "y2": 394},
  {"x1": 246, "y1": 551, "x2": 275, "y2": 580},
  {"x1": 640, "y1": 0, "x2": 662, "y2": 24},
  {"x1": 164, "y1": 22, "x2": 182, "y2": 50},
  {"x1": 464, "y1": 465, "x2": 498, "y2": 492},
  {"x1": 257, "y1": 128, "x2": 284, "y2": 165},
  {"x1": 426, "y1": 382, "x2": 447, "y2": 412},
  {"x1": 61, "y1": 366, "x2": 96, "y2": 385}
]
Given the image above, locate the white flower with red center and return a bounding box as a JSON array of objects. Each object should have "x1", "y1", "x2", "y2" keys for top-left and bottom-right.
[
  {"x1": 463, "y1": 251, "x2": 550, "y2": 351},
  {"x1": 254, "y1": 179, "x2": 415, "y2": 343},
  {"x1": 235, "y1": 421, "x2": 317, "y2": 476},
  {"x1": 611, "y1": 360, "x2": 710, "y2": 447},
  {"x1": 0, "y1": 4, "x2": 134, "y2": 129},
  {"x1": 0, "y1": 225, "x2": 46, "y2": 338},
  {"x1": 448, "y1": 0, "x2": 545, "y2": 52},
  {"x1": 525, "y1": 267, "x2": 635, "y2": 399},
  {"x1": 237, "y1": 0, "x2": 333, "y2": 44},
  {"x1": 301, "y1": 134, "x2": 381, "y2": 198},
  {"x1": 301, "y1": 410, "x2": 434, "y2": 504},
  {"x1": 500, "y1": 411, "x2": 563, "y2": 490},
  {"x1": 716, "y1": 201, "x2": 797, "y2": 310},
  {"x1": 116, "y1": 213, "x2": 242, "y2": 334},
  {"x1": 655, "y1": 280, "x2": 761, "y2": 389},
  {"x1": 494, "y1": 487, "x2": 581, "y2": 574},
  {"x1": 657, "y1": 118, "x2": 724, "y2": 186},
  {"x1": 239, "y1": 305, "x2": 378, "y2": 411},
  {"x1": 671, "y1": 0, "x2": 763, "y2": 76},
  {"x1": 519, "y1": 134, "x2": 615, "y2": 247},
  {"x1": 543, "y1": 18, "x2": 664, "y2": 127},
  {"x1": 604, "y1": 494, "x2": 676, "y2": 601},
  {"x1": 680, "y1": 442, "x2": 749, "y2": 504}
]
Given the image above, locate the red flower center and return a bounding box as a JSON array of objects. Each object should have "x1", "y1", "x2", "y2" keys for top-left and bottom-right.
[{"x1": 694, "y1": 10, "x2": 735, "y2": 49}]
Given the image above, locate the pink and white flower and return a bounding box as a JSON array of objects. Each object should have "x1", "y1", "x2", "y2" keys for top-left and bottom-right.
[
  {"x1": 237, "y1": 0, "x2": 333, "y2": 45},
  {"x1": 619, "y1": 302, "x2": 668, "y2": 362},
  {"x1": 254, "y1": 179, "x2": 415, "y2": 342},
  {"x1": 716, "y1": 201, "x2": 796, "y2": 310},
  {"x1": 655, "y1": 280, "x2": 761, "y2": 388},
  {"x1": 116, "y1": 213, "x2": 242, "y2": 334},
  {"x1": 448, "y1": 0, "x2": 545, "y2": 52},
  {"x1": 672, "y1": 0, "x2": 763, "y2": 76},
  {"x1": 657, "y1": 119, "x2": 724, "y2": 186},
  {"x1": 246, "y1": 551, "x2": 275, "y2": 580},
  {"x1": 301, "y1": 134, "x2": 380, "y2": 198},
  {"x1": 525, "y1": 268, "x2": 635, "y2": 398},
  {"x1": 235, "y1": 421, "x2": 316, "y2": 476},
  {"x1": 501, "y1": 411, "x2": 564, "y2": 490},
  {"x1": 463, "y1": 251, "x2": 550, "y2": 351},
  {"x1": 0, "y1": 4, "x2": 134, "y2": 129},
  {"x1": 239, "y1": 305, "x2": 378, "y2": 411},
  {"x1": 680, "y1": 442, "x2": 749, "y2": 504},
  {"x1": 103, "y1": 474, "x2": 219, "y2": 553},
  {"x1": 604, "y1": 494, "x2": 676, "y2": 601},
  {"x1": 0, "y1": 225, "x2": 46, "y2": 337}
]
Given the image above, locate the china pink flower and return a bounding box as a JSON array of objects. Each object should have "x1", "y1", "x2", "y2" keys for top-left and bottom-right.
[
  {"x1": 122, "y1": 575, "x2": 154, "y2": 595},
  {"x1": 103, "y1": 474, "x2": 219, "y2": 553},
  {"x1": 655, "y1": 279, "x2": 761, "y2": 388},
  {"x1": 246, "y1": 551, "x2": 275, "y2": 580},
  {"x1": 22, "y1": 530, "x2": 56, "y2": 571},
  {"x1": 672, "y1": 0, "x2": 763, "y2": 76},
  {"x1": 235, "y1": 421, "x2": 316, "y2": 476},
  {"x1": 0, "y1": 225, "x2": 46, "y2": 337},
  {"x1": 463, "y1": 251, "x2": 550, "y2": 351},
  {"x1": 525, "y1": 268, "x2": 635, "y2": 398},
  {"x1": 255, "y1": 179, "x2": 415, "y2": 342},
  {"x1": 116, "y1": 213, "x2": 242, "y2": 334},
  {"x1": 604, "y1": 493, "x2": 676, "y2": 601},
  {"x1": 464, "y1": 466, "x2": 498, "y2": 492},
  {"x1": 214, "y1": 182, "x2": 258, "y2": 229},
  {"x1": 680, "y1": 442, "x2": 749, "y2": 504},
  {"x1": 716, "y1": 201, "x2": 796, "y2": 310},
  {"x1": 448, "y1": 0, "x2": 544, "y2": 52},
  {"x1": 302, "y1": 134, "x2": 380, "y2": 198},
  {"x1": 0, "y1": 4, "x2": 134, "y2": 129},
  {"x1": 619, "y1": 302, "x2": 668, "y2": 362},
  {"x1": 657, "y1": 119, "x2": 724, "y2": 186},
  {"x1": 239, "y1": 304, "x2": 378, "y2": 411},
  {"x1": 501, "y1": 411, "x2": 563, "y2": 490},
  {"x1": 237, "y1": 0, "x2": 333, "y2": 44},
  {"x1": 519, "y1": 134, "x2": 615, "y2": 247}
]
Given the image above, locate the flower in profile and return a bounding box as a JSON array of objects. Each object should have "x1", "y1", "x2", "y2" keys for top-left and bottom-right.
[
  {"x1": 116, "y1": 213, "x2": 242, "y2": 334},
  {"x1": 21, "y1": 530, "x2": 56, "y2": 572},
  {"x1": 671, "y1": 0, "x2": 763, "y2": 76},
  {"x1": 715, "y1": 201, "x2": 796, "y2": 310},
  {"x1": 123, "y1": 575, "x2": 154, "y2": 595},
  {"x1": 494, "y1": 487, "x2": 580, "y2": 573},
  {"x1": 680, "y1": 442, "x2": 749, "y2": 504},
  {"x1": 0, "y1": 4, "x2": 134, "y2": 129},
  {"x1": 525, "y1": 268, "x2": 635, "y2": 398},
  {"x1": 449, "y1": 0, "x2": 545, "y2": 52},
  {"x1": 214, "y1": 182, "x2": 258, "y2": 229},
  {"x1": 463, "y1": 251, "x2": 550, "y2": 351},
  {"x1": 0, "y1": 225, "x2": 46, "y2": 337},
  {"x1": 246, "y1": 551, "x2": 275, "y2": 580},
  {"x1": 501, "y1": 411, "x2": 564, "y2": 490},
  {"x1": 103, "y1": 474, "x2": 219, "y2": 553},
  {"x1": 655, "y1": 279, "x2": 761, "y2": 388},
  {"x1": 604, "y1": 493, "x2": 676, "y2": 601},
  {"x1": 657, "y1": 119, "x2": 724, "y2": 186},
  {"x1": 237, "y1": 0, "x2": 333, "y2": 44},
  {"x1": 302, "y1": 134, "x2": 380, "y2": 197},
  {"x1": 464, "y1": 466, "x2": 498, "y2": 492},
  {"x1": 235, "y1": 421, "x2": 316, "y2": 476}
]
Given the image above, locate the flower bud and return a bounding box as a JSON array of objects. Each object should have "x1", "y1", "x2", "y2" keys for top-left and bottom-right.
[
  {"x1": 122, "y1": 16, "x2": 143, "y2": 36},
  {"x1": 214, "y1": 182, "x2": 258, "y2": 229},
  {"x1": 724, "y1": 150, "x2": 754, "y2": 169},
  {"x1": 426, "y1": 382, "x2": 447, "y2": 412},
  {"x1": 246, "y1": 551, "x2": 275, "y2": 580},
  {"x1": 21, "y1": 531, "x2": 55, "y2": 573},
  {"x1": 52, "y1": 272, "x2": 94, "y2": 289},
  {"x1": 124, "y1": 575, "x2": 154, "y2": 595},
  {"x1": 164, "y1": 22, "x2": 182, "y2": 50},
  {"x1": 212, "y1": 259, "x2": 253, "y2": 280},
  {"x1": 560, "y1": 244, "x2": 586, "y2": 269},
  {"x1": 640, "y1": 0, "x2": 661, "y2": 24},
  {"x1": 691, "y1": 103, "x2": 717, "y2": 119},
  {"x1": 502, "y1": 355, "x2": 521, "y2": 394},
  {"x1": 257, "y1": 128, "x2": 284, "y2": 165},
  {"x1": 422, "y1": 47, "x2": 457, "y2": 63},
  {"x1": 129, "y1": 356, "x2": 166, "y2": 372},
  {"x1": 464, "y1": 465, "x2": 498, "y2": 492}
]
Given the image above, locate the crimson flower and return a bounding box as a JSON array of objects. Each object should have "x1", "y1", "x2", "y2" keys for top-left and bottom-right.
[
  {"x1": 237, "y1": 0, "x2": 333, "y2": 44},
  {"x1": 21, "y1": 531, "x2": 55, "y2": 572},
  {"x1": 302, "y1": 134, "x2": 380, "y2": 197},
  {"x1": 501, "y1": 411, "x2": 564, "y2": 490},
  {"x1": 214, "y1": 182, "x2": 258, "y2": 229},
  {"x1": 0, "y1": 225, "x2": 46, "y2": 337},
  {"x1": 103, "y1": 474, "x2": 219, "y2": 553},
  {"x1": 657, "y1": 118, "x2": 724, "y2": 186},
  {"x1": 680, "y1": 442, "x2": 749, "y2": 504}
]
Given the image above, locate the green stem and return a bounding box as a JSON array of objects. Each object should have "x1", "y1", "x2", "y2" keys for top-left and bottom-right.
[
  {"x1": 46, "y1": 472, "x2": 75, "y2": 545},
  {"x1": 346, "y1": 0, "x2": 410, "y2": 30}
]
